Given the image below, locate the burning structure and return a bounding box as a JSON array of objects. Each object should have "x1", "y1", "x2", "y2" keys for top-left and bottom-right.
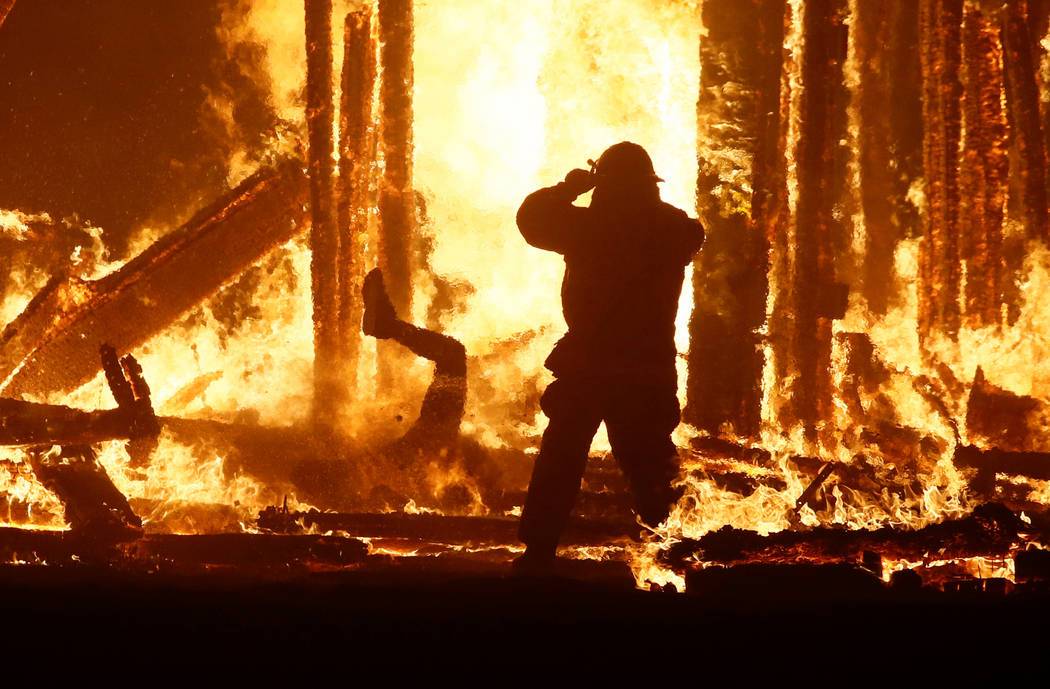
[{"x1": 4, "y1": 0, "x2": 1050, "y2": 640}]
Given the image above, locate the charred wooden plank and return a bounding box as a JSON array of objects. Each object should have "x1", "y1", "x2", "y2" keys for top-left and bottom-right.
[
  {"x1": 686, "y1": 0, "x2": 786, "y2": 439},
  {"x1": 0, "y1": 159, "x2": 309, "y2": 399},
  {"x1": 336, "y1": 9, "x2": 378, "y2": 398},
  {"x1": 376, "y1": 0, "x2": 416, "y2": 316}
]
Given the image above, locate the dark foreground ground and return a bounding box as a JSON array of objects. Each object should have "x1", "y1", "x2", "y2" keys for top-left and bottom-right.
[{"x1": 2, "y1": 552, "x2": 1049, "y2": 676}]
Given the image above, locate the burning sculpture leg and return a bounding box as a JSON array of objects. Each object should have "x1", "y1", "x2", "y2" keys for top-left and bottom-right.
[
  {"x1": 604, "y1": 382, "x2": 682, "y2": 529},
  {"x1": 363, "y1": 269, "x2": 467, "y2": 454},
  {"x1": 516, "y1": 378, "x2": 603, "y2": 572}
]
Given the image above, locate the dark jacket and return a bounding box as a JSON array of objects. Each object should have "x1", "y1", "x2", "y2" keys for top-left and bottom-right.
[{"x1": 517, "y1": 182, "x2": 704, "y2": 384}]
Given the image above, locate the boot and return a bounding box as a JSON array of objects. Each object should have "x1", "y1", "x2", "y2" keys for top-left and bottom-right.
[{"x1": 362, "y1": 268, "x2": 398, "y2": 339}]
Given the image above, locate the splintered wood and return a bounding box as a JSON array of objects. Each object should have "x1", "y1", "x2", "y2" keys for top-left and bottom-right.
[
  {"x1": 0, "y1": 160, "x2": 309, "y2": 399},
  {"x1": 686, "y1": 0, "x2": 785, "y2": 439}
]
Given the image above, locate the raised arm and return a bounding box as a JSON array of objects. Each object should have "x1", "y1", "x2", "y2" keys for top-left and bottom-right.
[{"x1": 516, "y1": 169, "x2": 596, "y2": 254}]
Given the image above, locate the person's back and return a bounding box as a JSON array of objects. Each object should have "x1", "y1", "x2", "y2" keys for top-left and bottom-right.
[
  {"x1": 518, "y1": 175, "x2": 700, "y2": 382},
  {"x1": 513, "y1": 142, "x2": 704, "y2": 575}
]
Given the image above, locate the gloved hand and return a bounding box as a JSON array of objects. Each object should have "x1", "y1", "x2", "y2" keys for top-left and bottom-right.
[{"x1": 562, "y1": 168, "x2": 596, "y2": 197}]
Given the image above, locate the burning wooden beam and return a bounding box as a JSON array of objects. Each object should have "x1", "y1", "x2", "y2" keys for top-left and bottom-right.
[
  {"x1": 789, "y1": 0, "x2": 850, "y2": 433},
  {"x1": 685, "y1": 0, "x2": 785, "y2": 439},
  {"x1": 855, "y1": 0, "x2": 923, "y2": 315},
  {"x1": 27, "y1": 445, "x2": 141, "y2": 533},
  {"x1": 0, "y1": 0, "x2": 14, "y2": 29},
  {"x1": 0, "y1": 159, "x2": 309, "y2": 398},
  {"x1": 919, "y1": 0, "x2": 964, "y2": 342},
  {"x1": 661, "y1": 502, "x2": 1026, "y2": 570},
  {"x1": 337, "y1": 9, "x2": 378, "y2": 397},
  {"x1": 257, "y1": 507, "x2": 631, "y2": 548},
  {"x1": 305, "y1": 0, "x2": 343, "y2": 431},
  {"x1": 376, "y1": 0, "x2": 416, "y2": 316},
  {"x1": 959, "y1": 3, "x2": 1008, "y2": 328},
  {"x1": 1001, "y1": 0, "x2": 1049, "y2": 243}
]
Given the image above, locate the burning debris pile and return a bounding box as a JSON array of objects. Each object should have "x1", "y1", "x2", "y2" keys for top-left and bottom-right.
[{"x1": 2, "y1": 0, "x2": 1050, "y2": 596}]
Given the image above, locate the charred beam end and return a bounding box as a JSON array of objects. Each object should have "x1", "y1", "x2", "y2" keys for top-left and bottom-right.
[
  {"x1": 305, "y1": 0, "x2": 343, "y2": 431},
  {"x1": 0, "y1": 159, "x2": 309, "y2": 398},
  {"x1": 377, "y1": 0, "x2": 415, "y2": 316},
  {"x1": 337, "y1": 9, "x2": 378, "y2": 395}
]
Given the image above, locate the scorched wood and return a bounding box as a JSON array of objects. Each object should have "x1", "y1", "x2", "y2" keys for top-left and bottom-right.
[{"x1": 0, "y1": 158, "x2": 309, "y2": 399}]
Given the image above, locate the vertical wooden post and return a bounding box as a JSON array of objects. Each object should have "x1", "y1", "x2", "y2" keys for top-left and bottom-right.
[
  {"x1": 791, "y1": 0, "x2": 850, "y2": 434},
  {"x1": 377, "y1": 0, "x2": 415, "y2": 317},
  {"x1": 855, "y1": 0, "x2": 923, "y2": 316},
  {"x1": 686, "y1": 0, "x2": 786, "y2": 440},
  {"x1": 918, "y1": 0, "x2": 964, "y2": 343},
  {"x1": 1001, "y1": 0, "x2": 1049, "y2": 242},
  {"x1": 305, "y1": 0, "x2": 341, "y2": 431},
  {"x1": 337, "y1": 9, "x2": 378, "y2": 399},
  {"x1": 959, "y1": 3, "x2": 1008, "y2": 328}
]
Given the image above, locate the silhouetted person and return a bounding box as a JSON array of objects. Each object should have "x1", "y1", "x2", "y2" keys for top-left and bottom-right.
[{"x1": 513, "y1": 141, "x2": 704, "y2": 574}]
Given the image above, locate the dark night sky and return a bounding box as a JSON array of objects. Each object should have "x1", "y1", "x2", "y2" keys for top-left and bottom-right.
[{"x1": 0, "y1": 0, "x2": 278, "y2": 255}]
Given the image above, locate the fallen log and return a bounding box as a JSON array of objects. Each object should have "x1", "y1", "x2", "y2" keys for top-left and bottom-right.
[
  {"x1": 660, "y1": 502, "x2": 1026, "y2": 571},
  {"x1": 0, "y1": 158, "x2": 309, "y2": 398},
  {"x1": 258, "y1": 506, "x2": 633, "y2": 548}
]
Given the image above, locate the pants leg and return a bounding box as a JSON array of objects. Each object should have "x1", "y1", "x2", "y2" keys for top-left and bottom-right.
[
  {"x1": 518, "y1": 378, "x2": 603, "y2": 551},
  {"x1": 604, "y1": 381, "x2": 682, "y2": 529},
  {"x1": 385, "y1": 322, "x2": 467, "y2": 457}
]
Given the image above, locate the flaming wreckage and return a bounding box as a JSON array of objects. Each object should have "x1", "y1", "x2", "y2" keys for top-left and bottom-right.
[{"x1": 4, "y1": 0, "x2": 1050, "y2": 603}]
